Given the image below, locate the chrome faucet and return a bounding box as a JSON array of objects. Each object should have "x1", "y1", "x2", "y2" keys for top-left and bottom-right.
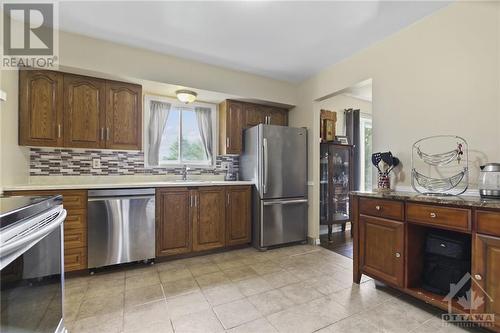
[{"x1": 181, "y1": 165, "x2": 190, "y2": 181}]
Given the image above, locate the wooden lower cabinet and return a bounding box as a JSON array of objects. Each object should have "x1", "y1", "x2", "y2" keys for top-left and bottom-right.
[
  {"x1": 193, "y1": 187, "x2": 226, "y2": 252},
  {"x1": 156, "y1": 188, "x2": 192, "y2": 256},
  {"x1": 474, "y1": 234, "x2": 500, "y2": 329},
  {"x1": 359, "y1": 215, "x2": 404, "y2": 287},
  {"x1": 226, "y1": 186, "x2": 252, "y2": 246},
  {"x1": 156, "y1": 186, "x2": 252, "y2": 257}
]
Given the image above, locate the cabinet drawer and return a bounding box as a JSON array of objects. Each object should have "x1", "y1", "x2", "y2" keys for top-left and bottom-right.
[
  {"x1": 64, "y1": 247, "x2": 87, "y2": 272},
  {"x1": 476, "y1": 210, "x2": 500, "y2": 237},
  {"x1": 64, "y1": 210, "x2": 86, "y2": 230},
  {"x1": 62, "y1": 193, "x2": 87, "y2": 209},
  {"x1": 64, "y1": 229, "x2": 87, "y2": 249},
  {"x1": 359, "y1": 198, "x2": 404, "y2": 221},
  {"x1": 406, "y1": 203, "x2": 471, "y2": 232}
]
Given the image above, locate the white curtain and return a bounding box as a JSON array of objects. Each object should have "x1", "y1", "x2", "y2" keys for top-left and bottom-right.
[
  {"x1": 148, "y1": 101, "x2": 171, "y2": 166},
  {"x1": 194, "y1": 107, "x2": 213, "y2": 164}
]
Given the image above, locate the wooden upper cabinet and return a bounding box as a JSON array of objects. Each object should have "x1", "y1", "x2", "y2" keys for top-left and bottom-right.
[
  {"x1": 19, "y1": 69, "x2": 143, "y2": 150},
  {"x1": 19, "y1": 69, "x2": 63, "y2": 146},
  {"x1": 226, "y1": 186, "x2": 252, "y2": 246},
  {"x1": 156, "y1": 188, "x2": 192, "y2": 257},
  {"x1": 105, "y1": 81, "x2": 142, "y2": 150},
  {"x1": 193, "y1": 187, "x2": 226, "y2": 252},
  {"x1": 219, "y1": 100, "x2": 244, "y2": 154},
  {"x1": 244, "y1": 103, "x2": 265, "y2": 128},
  {"x1": 219, "y1": 100, "x2": 289, "y2": 154},
  {"x1": 473, "y1": 234, "x2": 500, "y2": 329},
  {"x1": 359, "y1": 215, "x2": 404, "y2": 287},
  {"x1": 63, "y1": 74, "x2": 105, "y2": 148}
]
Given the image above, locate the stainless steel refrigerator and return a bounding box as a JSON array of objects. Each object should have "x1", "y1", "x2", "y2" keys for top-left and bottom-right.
[{"x1": 240, "y1": 124, "x2": 308, "y2": 250}]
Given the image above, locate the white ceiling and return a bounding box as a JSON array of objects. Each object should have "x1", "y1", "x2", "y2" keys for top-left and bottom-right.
[{"x1": 58, "y1": 1, "x2": 450, "y2": 83}]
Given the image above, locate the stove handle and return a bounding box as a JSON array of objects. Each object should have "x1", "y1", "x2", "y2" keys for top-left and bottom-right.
[{"x1": 0, "y1": 209, "x2": 67, "y2": 261}]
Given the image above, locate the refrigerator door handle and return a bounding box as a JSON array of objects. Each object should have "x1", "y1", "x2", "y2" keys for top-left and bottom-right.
[
  {"x1": 263, "y1": 199, "x2": 308, "y2": 206},
  {"x1": 263, "y1": 138, "x2": 269, "y2": 194}
]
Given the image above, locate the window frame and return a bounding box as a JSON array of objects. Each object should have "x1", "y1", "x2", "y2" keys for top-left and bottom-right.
[{"x1": 143, "y1": 95, "x2": 218, "y2": 168}]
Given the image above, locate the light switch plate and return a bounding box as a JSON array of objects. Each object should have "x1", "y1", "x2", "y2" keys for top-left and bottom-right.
[
  {"x1": 220, "y1": 162, "x2": 230, "y2": 170},
  {"x1": 92, "y1": 158, "x2": 101, "y2": 169}
]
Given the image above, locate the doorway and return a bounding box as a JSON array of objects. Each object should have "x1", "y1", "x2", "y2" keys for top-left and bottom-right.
[{"x1": 317, "y1": 79, "x2": 373, "y2": 258}]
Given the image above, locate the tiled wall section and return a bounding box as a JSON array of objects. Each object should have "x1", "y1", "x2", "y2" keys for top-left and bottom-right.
[{"x1": 30, "y1": 148, "x2": 239, "y2": 176}]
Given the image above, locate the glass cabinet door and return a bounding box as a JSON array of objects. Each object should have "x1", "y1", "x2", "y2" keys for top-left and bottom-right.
[
  {"x1": 320, "y1": 144, "x2": 330, "y2": 224},
  {"x1": 328, "y1": 145, "x2": 352, "y2": 223}
]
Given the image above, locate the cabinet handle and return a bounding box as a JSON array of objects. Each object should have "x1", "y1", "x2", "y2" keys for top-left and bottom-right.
[
  {"x1": 100, "y1": 128, "x2": 104, "y2": 141},
  {"x1": 106, "y1": 127, "x2": 110, "y2": 141},
  {"x1": 375, "y1": 205, "x2": 381, "y2": 211},
  {"x1": 395, "y1": 252, "x2": 401, "y2": 258},
  {"x1": 226, "y1": 137, "x2": 230, "y2": 148},
  {"x1": 430, "y1": 212, "x2": 437, "y2": 218},
  {"x1": 195, "y1": 195, "x2": 198, "y2": 207},
  {"x1": 474, "y1": 274, "x2": 482, "y2": 281},
  {"x1": 57, "y1": 124, "x2": 62, "y2": 138},
  {"x1": 190, "y1": 195, "x2": 193, "y2": 207},
  {"x1": 227, "y1": 193, "x2": 230, "y2": 207}
]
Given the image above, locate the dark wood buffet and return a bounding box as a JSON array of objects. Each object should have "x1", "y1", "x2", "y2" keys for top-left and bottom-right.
[{"x1": 351, "y1": 191, "x2": 500, "y2": 331}]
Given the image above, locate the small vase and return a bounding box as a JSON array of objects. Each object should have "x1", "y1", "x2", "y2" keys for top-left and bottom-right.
[{"x1": 377, "y1": 172, "x2": 391, "y2": 192}]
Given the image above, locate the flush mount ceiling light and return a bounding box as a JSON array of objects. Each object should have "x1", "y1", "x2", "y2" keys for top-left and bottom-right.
[{"x1": 176, "y1": 89, "x2": 197, "y2": 104}]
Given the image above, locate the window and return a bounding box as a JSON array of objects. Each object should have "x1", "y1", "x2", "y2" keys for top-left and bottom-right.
[
  {"x1": 360, "y1": 114, "x2": 373, "y2": 191},
  {"x1": 144, "y1": 95, "x2": 217, "y2": 167}
]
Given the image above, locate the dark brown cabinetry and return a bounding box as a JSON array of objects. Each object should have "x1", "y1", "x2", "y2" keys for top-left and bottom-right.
[
  {"x1": 105, "y1": 81, "x2": 142, "y2": 150},
  {"x1": 473, "y1": 234, "x2": 500, "y2": 329},
  {"x1": 156, "y1": 188, "x2": 192, "y2": 256},
  {"x1": 19, "y1": 70, "x2": 64, "y2": 147},
  {"x1": 19, "y1": 69, "x2": 142, "y2": 150},
  {"x1": 156, "y1": 185, "x2": 252, "y2": 258},
  {"x1": 353, "y1": 194, "x2": 500, "y2": 332},
  {"x1": 226, "y1": 186, "x2": 252, "y2": 246},
  {"x1": 63, "y1": 74, "x2": 105, "y2": 148},
  {"x1": 219, "y1": 100, "x2": 288, "y2": 154},
  {"x1": 359, "y1": 215, "x2": 404, "y2": 287},
  {"x1": 193, "y1": 187, "x2": 226, "y2": 252}
]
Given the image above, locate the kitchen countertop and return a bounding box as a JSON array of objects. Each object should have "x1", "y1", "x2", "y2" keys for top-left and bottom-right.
[
  {"x1": 351, "y1": 190, "x2": 500, "y2": 210},
  {"x1": 3, "y1": 180, "x2": 255, "y2": 191}
]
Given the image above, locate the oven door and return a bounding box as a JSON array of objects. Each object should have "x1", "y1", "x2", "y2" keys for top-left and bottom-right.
[{"x1": 1, "y1": 224, "x2": 64, "y2": 333}]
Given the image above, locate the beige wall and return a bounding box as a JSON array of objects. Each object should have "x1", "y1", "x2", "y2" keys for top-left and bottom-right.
[
  {"x1": 317, "y1": 93, "x2": 372, "y2": 135},
  {"x1": 0, "y1": 28, "x2": 298, "y2": 186},
  {"x1": 289, "y1": 1, "x2": 500, "y2": 241}
]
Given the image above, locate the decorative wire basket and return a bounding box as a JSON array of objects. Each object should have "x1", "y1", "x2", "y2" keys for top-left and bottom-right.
[{"x1": 411, "y1": 135, "x2": 468, "y2": 195}]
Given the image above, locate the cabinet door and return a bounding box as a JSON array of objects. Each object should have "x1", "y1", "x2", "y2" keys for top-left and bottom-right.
[
  {"x1": 19, "y1": 70, "x2": 63, "y2": 146},
  {"x1": 244, "y1": 104, "x2": 265, "y2": 128},
  {"x1": 193, "y1": 187, "x2": 226, "y2": 252},
  {"x1": 473, "y1": 234, "x2": 500, "y2": 328},
  {"x1": 105, "y1": 81, "x2": 142, "y2": 150},
  {"x1": 156, "y1": 188, "x2": 192, "y2": 256},
  {"x1": 226, "y1": 101, "x2": 244, "y2": 154},
  {"x1": 64, "y1": 74, "x2": 105, "y2": 148},
  {"x1": 226, "y1": 186, "x2": 251, "y2": 246},
  {"x1": 359, "y1": 215, "x2": 404, "y2": 287},
  {"x1": 269, "y1": 108, "x2": 288, "y2": 126}
]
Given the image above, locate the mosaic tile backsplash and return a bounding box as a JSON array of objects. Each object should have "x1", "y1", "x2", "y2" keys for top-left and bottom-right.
[{"x1": 30, "y1": 148, "x2": 239, "y2": 176}]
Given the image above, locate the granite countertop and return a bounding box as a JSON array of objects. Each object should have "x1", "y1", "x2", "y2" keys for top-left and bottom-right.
[
  {"x1": 351, "y1": 191, "x2": 500, "y2": 210},
  {"x1": 3, "y1": 180, "x2": 255, "y2": 191}
]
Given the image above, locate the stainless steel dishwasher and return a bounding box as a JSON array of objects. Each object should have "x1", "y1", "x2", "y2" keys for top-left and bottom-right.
[{"x1": 87, "y1": 188, "x2": 155, "y2": 268}]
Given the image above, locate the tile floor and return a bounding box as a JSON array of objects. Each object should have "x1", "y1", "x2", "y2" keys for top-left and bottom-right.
[{"x1": 65, "y1": 245, "x2": 485, "y2": 333}]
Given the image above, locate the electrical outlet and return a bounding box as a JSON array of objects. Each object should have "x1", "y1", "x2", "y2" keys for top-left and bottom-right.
[
  {"x1": 92, "y1": 158, "x2": 101, "y2": 169},
  {"x1": 221, "y1": 162, "x2": 230, "y2": 170}
]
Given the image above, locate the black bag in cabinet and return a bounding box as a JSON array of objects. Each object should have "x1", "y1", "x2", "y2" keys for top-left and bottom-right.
[{"x1": 421, "y1": 231, "x2": 471, "y2": 297}]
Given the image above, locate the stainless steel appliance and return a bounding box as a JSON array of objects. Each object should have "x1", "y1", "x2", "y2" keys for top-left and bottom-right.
[
  {"x1": 479, "y1": 163, "x2": 500, "y2": 198},
  {"x1": 0, "y1": 195, "x2": 67, "y2": 333},
  {"x1": 240, "y1": 124, "x2": 308, "y2": 250},
  {"x1": 88, "y1": 188, "x2": 155, "y2": 268}
]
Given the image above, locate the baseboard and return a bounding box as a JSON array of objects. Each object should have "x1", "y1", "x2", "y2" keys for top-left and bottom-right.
[{"x1": 308, "y1": 237, "x2": 320, "y2": 245}]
